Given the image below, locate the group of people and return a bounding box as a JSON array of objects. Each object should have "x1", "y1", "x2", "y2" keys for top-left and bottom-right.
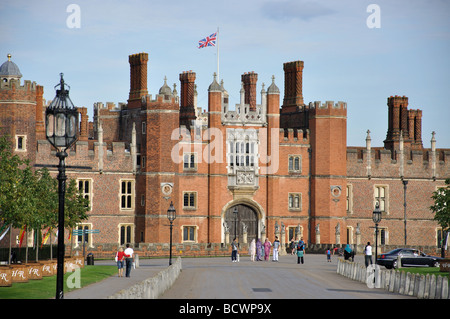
[
  {"x1": 249, "y1": 237, "x2": 282, "y2": 262},
  {"x1": 115, "y1": 244, "x2": 134, "y2": 277},
  {"x1": 232, "y1": 236, "x2": 306, "y2": 264},
  {"x1": 115, "y1": 240, "x2": 374, "y2": 272}
]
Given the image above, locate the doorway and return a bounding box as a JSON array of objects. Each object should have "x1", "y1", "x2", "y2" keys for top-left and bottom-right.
[{"x1": 224, "y1": 204, "x2": 258, "y2": 244}]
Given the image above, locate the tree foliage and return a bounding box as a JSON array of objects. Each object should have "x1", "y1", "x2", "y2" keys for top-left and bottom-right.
[
  {"x1": 0, "y1": 135, "x2": 34, "y2": 228},
  {"x1": 430, "y1": 178, "x2": 450, "y2": 233},
  {"x1": 0, "y1": 135, "x2": 89, "y2": 241},
  {"x1": 430, "y1": 178, "x2": 450, "y2": 257}
]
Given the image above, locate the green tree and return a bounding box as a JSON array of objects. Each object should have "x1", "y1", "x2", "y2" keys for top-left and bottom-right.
[
  {"x1": 32, "y1": 171, "x2": 89, "y2": 259},
  {"x1": 430, "y1": 178, "x2": 450, "y2": 258},
  {"x1": 34, "y1": 168, "x2": 58, "y2": 229},
  {"x1": 0, "y1": 135, "x2": 32, "y2": 228},
  {"x1": 1, "y1": 135, "x2": 89, "y2": 261},
  {"x1": 0, "y1": 135, "x2": 36, "y2": 263},
  {"x1": 64, "y1": 179, "x2": 90, "y2": 228},
  {"x1": 32, "y1": 168, "x2": 58, "y2": 261}
]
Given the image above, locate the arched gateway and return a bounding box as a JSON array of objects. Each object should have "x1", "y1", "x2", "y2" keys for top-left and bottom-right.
[{"x1": 223, "y1": 202, "x2": 262, "y2": 244}]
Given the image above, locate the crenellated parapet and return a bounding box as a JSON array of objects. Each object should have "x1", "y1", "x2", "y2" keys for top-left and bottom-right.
[
  {"x1": 347, "y1": 131, "x2": 450, "y2": 180},
  {"x1": 35, "y1": 134, "x2": 135, "y2": 173},
  {"x1": 308, "y1": 100, "x2": 347, "y2": 117},
  {"x1": 279, "y1": 128, "x2": 310, "y2": 145},
  {"x1": 0, "y1": 78, "x2": 38, "y2": 102},
  {"x1": 93, "y1": 101, "x2": 126, "y2": 142},
  {"x1": 140, "y1": 92, "x2": 179, "y2": 109}
]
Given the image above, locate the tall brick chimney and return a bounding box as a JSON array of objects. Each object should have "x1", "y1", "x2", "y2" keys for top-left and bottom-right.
[
  {"x1": 408, "y1": 109, "x2": 423, "y2": 150},
  {"x1": 179, "y1": 70, "x2": 197, "y2": 128},
  {"x1": 35, "y1": 85, "x2": 45, "y2": 140},
  {"x1": 79, "y1": 107, "x2": 88, "y2": 141},
  {"x1": 128, "y1": 53, "x2": 149, "y2": 109},
  {"x1": 280, "y1": 60, "x2": 307, "y2": 129},
  {"x1": 282, "y1": 60, "x2": 304, "y2": 113},
  {"x1": 384, "y1": 95, "x2": 412, "y2": 151},
  {"x1": 241, "y1": 72, "x2": 258, "y2": 111}
]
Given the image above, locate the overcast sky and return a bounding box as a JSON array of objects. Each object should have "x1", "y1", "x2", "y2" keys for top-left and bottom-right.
[{"x1": 1, "y1": 0, "x2": 449, "y2": 148}]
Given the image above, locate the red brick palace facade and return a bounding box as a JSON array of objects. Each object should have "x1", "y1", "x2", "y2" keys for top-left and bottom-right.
[{"x1": 1, "y1": 53, "x2": 449, "y2": 255}]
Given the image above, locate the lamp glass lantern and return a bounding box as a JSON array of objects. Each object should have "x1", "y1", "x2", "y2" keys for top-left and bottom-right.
[
  {"x1": 372, "y1": 202, "x2": 382, "y2": 224},
  {"x1": 167, "y1": 201, "x2": 176, "y2": 222},
  {"x1": 45, "y1": 73, "x2": 79, "y2": 151}
]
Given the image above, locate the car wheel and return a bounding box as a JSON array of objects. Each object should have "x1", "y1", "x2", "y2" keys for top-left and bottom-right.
[
  {"x1": 432, "y1": 261, "x2": 439, "y2": 267},
  {"x1": 392, "y1": 260, "x2": 398, "y2": 269}
]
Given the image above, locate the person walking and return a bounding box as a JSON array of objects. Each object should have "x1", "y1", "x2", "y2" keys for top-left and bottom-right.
[
  {"x1": 297, "y1": 242, "x2": 304, "y2": 264},
  {"x1": 256, "y1": 239, "x2": 262, "y2": 261},
  {"x1": 231, "y1": 238, "x2": 239, "y2": 262},
  {"x1": 296, "y1": 238, "x2": 305, "y2": 264},
  {"x1": 364, "y1": 242, "x2": 373, "y2": 267},
  {"x1": 263, "y1": 238, "x2": 271, "y2": 261},
  {"x1": 124, "y1": 244, "x2": 134, "y2": 277},
  {"x1": 250, "y1": 239, "x2": 256, "y2": 262},
  {"x1": 272, "y1": 236, "x2": 280, "y2": 262},
  {"x1": 115, "y1": 247, "x2": 125, "y2": 277},
  {"x1": 290, "y1": 238, "x2": 296, "y2": 255},
  {"x1": 344, "y1": 244, "x2": 353, "y2": 261}
]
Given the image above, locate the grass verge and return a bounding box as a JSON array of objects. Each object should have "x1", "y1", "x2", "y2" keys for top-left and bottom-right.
[
  {"x1": 398, "y1": 267, "x2": 449, "y2": 279},
  {"x1": 0, "y1": 265, "x2": 117, "y2": 299}
]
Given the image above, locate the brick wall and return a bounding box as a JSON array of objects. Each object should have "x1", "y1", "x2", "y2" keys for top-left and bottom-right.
[{"x1": 1, "y1": 54, "x2": 448, "y2": 256}]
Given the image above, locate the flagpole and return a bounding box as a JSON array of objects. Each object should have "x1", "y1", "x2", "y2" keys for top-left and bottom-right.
[{"x1": 217, "y1": 27, "x2": 220, "y2": 80}]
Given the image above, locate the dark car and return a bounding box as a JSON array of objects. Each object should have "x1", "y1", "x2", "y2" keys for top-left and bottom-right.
[{"x1": 376, "y1": 248, "x2": 442, "y2": 269}]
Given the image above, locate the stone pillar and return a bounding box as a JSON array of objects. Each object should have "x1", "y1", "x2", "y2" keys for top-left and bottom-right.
[
  {"x1": 335, "y1": 222, "x2": 341, "y2": 245},
  {"x1": 242, "y1": 223, "x2": 248, "y2": 244},
  {"x1": 224, "y1": 222, "x2": 230, "y2": 245},
  {"x1": 261, "y1": 221, "x2": 266, "y2": 242},
  {"x1": 280, "y1": 224, "x2": 286, "y2": 256},
  {"x1": 355, "y1": 223, "x2": 361, "y2": 253},
  {"x1": 315, "y1": 224, "x2": 320, "y2": 244},
  {"x1": 225, "y1": 232, "x2": 230, "y2": 246},
  {"x1": 242, "y1": 232, "x2": 248, "y2": 245}
]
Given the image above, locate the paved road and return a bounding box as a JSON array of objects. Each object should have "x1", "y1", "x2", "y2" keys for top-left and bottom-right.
[
  {"x1": 64, "y1": 258, "x2": 168, "y2": 299},
  {"x1": 63, "y1": 252, "x2": 413, "y2": 302},
  {"x1": 160, "y1": 253, "x2": 413, "y2": 299}
]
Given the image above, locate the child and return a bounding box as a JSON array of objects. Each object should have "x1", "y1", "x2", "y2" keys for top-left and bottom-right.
[{"x1": 326, "y1": 248, "x2": 332, "y2": 262}]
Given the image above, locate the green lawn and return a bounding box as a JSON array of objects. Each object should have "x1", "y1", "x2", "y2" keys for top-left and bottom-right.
[
  {"x1": 398, "y1": 267, "x2": 449, "y2": 279},
  {"x1": 0, "y1": 265, "x2": 117, "y2": 299}
]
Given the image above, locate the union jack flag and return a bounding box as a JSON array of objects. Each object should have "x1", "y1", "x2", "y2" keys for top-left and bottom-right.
[{"x1": 198, "y1": 32, "x2": 217, "y2": 49}]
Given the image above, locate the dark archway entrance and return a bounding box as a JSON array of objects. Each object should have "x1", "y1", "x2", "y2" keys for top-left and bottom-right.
[{"x1": 224, "y1": 204, "x2": 258, "y2": 244}]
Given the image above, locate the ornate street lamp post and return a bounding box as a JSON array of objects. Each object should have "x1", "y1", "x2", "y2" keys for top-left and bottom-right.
[
  {"x1": 372, "y1": 202, "x2": 382, "y2": 266},
  {"x1": 45, "y1": 73, "x2": 79, "y2": 299},
  {"x1": 167, "y1": 201, "x2": 176, "y2": 266},
  {"x1": 233, "y1": 206, "x2": 238, "y2": 241},
  {"x1": 402, "y1": 180, "x2": 408, "y2": 246}
]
